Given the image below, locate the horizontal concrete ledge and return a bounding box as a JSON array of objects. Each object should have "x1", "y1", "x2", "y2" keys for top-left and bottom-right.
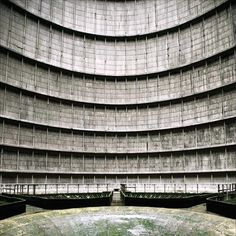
[
  {"x1": 1, "y1": 168, "x2": 236, "y2": 176},
  {"x1": 4, "y1": 0, "x2": 231, "y2": 40},
  {"x1": 1, "y1": 78, "x2": 235, "y2": 108},
  {"x1": 1, "y1": 114, "x2": 235, "y2": 134},
  {"x1": 0, "y1": 142, "x2": 235, "y2": 156},
  {"x1": 0, "y1": 44, "x2": 235, "y2": 79}
]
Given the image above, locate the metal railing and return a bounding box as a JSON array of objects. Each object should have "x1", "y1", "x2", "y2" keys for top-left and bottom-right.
[
  {"x1": 1, "y1": 183, "x2": 235, "y2": 195},
  {"x1": 218, "y1": 183, "x2": 236, "y2": 193},
  {"x1": 124, "y1": 183, "x2": 224, "y2": 193},
  {"x1": 0, "y1": 183, "x2": 119, "y2": 195},
  {"x1": 218, "y1": 183, "x2": 236, "y2": 200}
]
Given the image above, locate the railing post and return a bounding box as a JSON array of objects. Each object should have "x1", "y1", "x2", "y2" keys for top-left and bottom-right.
[
  {"x1": 226, "y1": 184, "x2": 229, "y2": 200},
  {"x1": 33, "y1": 185, "x2": 36, "y2": 195}
]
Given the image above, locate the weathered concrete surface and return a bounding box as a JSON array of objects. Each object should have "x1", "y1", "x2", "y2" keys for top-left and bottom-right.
[
  {"x1": 0, "y1": 206, "x2": 235, "y2": 236},
  {"x1": 0, "y1": 1, "x2": 234, "y2": 76},
  {"x1": 10, "y1": 0, "x2": 226, "y2": 37}
]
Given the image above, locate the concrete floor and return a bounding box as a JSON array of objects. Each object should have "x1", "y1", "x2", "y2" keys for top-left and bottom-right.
[
  {"x1": 0, "y1": 206, "x2": 235, "y2": 236},
  {"x1": 22, "y1": 202, "x2": 219, "y2": 218}
]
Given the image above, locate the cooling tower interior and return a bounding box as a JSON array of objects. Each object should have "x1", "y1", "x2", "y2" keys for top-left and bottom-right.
[{"x1": 0, "y1": 0, "x2": 235, "y2": 193}]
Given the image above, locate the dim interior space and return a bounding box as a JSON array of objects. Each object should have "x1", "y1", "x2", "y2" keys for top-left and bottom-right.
[{"x1": 0, "y1": 0, "x2": 235, "y2": 235}]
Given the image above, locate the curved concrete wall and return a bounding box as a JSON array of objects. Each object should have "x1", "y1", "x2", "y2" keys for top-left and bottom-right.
[
  {"x1": 1, "y1": 86, "x2": 236, "y2": 131},
  {"x1": 1, "y1": 118, "x2": 236, "y2": 153},
  {"x1": 9, "y1": 0, "x2": 227, "y2": 36},
  {"x1": 0, "y1": 50, "x2": 235, "y2": 105},
  {"x1": 0, "y1": 0, "x2": 235, "y2": 187},
  {"x1": 1, "y1": 146, "x2": 236, "y2": 175},
  {"x1": 0, "y1": 1, "x2": 235, "y2": 76}
]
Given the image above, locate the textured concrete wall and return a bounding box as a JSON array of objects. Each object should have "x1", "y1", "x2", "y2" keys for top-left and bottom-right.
[
  {"x1": 0, "y1": 86, "x2": 236, "y2": 130},
  {"x1": 0, "y1": 51, "x2": 235, "y2": 104},
  {"x1": 10, "y1": 0, "x2": 226, "y2": 36},
  {"x1": 0, "y1": 118, "x2": 235, "y2": 152},
  {"x1": 0, "y1": 0, "x2": 235, "y2": 188},
  {"x1": 0, "y1": 1, "x2": 234, "y2": 76},
  {"x1": 1, "y1": 146, "x2": 236, "y2": 174}
]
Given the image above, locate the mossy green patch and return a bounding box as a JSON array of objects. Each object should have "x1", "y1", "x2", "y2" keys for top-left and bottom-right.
[{"x1": 0, "y1": 206, "x2": 235, "y2": 236}]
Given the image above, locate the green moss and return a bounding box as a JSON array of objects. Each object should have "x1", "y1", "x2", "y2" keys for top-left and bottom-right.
[
  {"x1": 0, "y1": 207, "x2": 235, "y2": 236},
  {"x1": 222, "y1": 197, "x2": 236, "y2": 204}
]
